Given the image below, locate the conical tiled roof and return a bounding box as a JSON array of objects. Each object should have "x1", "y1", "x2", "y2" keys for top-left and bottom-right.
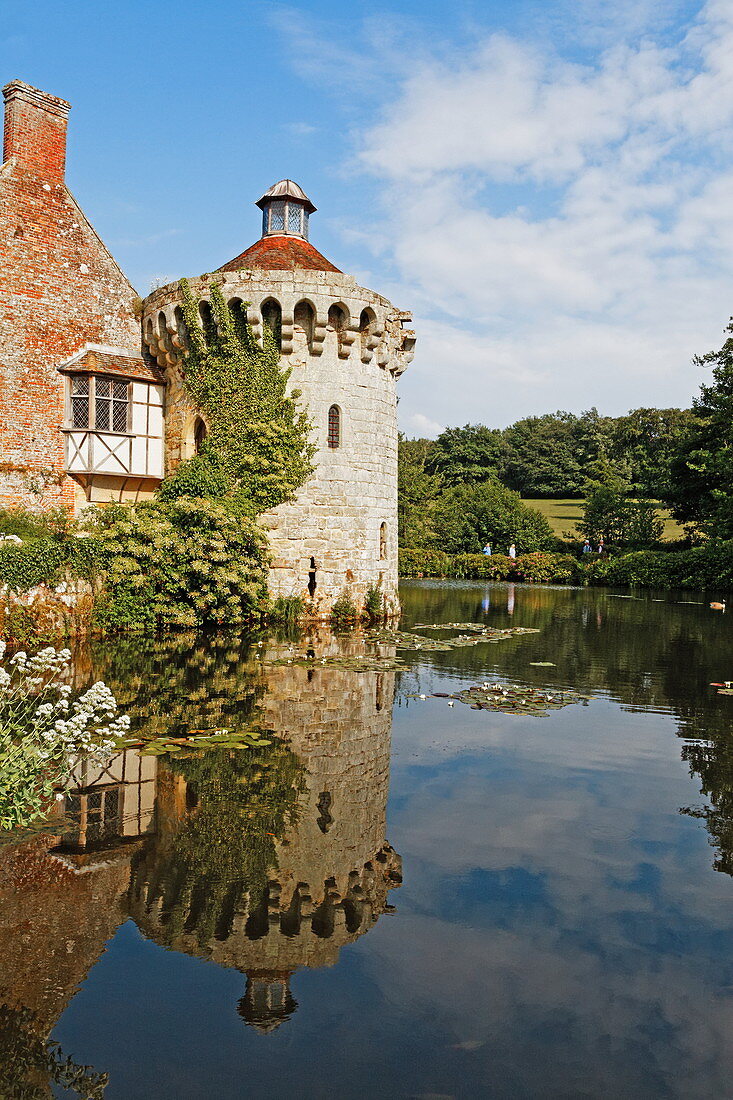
[{"x1": 218, "y1": 235, "x2": 341, "y2": 274}]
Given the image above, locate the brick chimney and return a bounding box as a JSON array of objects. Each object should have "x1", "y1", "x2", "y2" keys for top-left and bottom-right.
[{"x1": 2, "y1": 80, "x2": 71, "y2": 183}]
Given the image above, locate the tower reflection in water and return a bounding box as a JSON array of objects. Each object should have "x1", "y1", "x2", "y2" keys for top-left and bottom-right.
[{"x1": 0, "y1": 632, "x2": 402, "y2": 1089}]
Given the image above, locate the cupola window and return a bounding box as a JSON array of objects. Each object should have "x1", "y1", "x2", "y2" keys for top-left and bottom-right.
[{"x1": 257, "y1": 179, "x2": 316, "y2": 241}]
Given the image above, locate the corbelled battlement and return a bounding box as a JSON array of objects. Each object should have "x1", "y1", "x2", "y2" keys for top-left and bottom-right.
[{"x1": 142, "y1": 269, "x2": 415, "y2": 376}]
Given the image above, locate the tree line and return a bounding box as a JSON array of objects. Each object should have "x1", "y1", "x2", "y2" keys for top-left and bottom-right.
[{"x1": 400, "y1": 317, "x2": 733, "y2": 554}]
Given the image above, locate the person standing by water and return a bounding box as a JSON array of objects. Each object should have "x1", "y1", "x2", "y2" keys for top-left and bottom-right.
[
  {"x1": 582, "y1": 539, "x2": 591, "y2": 554},
  {"x1": 483, "y1": 542, "x2": 492, "y2": 556},
  {"x1": 598, "y1": 538, "x2": 605, "y2": 556},
  {"x1": 508, "y1": 543, "x2": 516, "y2": 559}
]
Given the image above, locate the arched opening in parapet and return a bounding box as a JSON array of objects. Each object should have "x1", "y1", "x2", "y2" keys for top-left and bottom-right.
[
  {"x1": 327, "y1": 303, "x2": 348, "y2": 355},
  {"x1": 198, "y1": 299, "x2": 216, "y2": 347},
  {"x1": 293, "y1": 299, "x2": 315, "y2": 352},
  {"x1": 228, "y1": 296, "x2": 247, "y2": 337},
  {"x1": 193, "y1": 417, "x2": 208, "y2": 454},
  {"x1": 328, "y1": 405, "x2": 341, "y2": 449},
  {"x1": 359, "y1": 308, "x2": 376, "y2": 356},
  {"x1": 173, "y1": 305, "x2": 186, "y2": 346},
  {"x1": 261, "y1": 298, "x2": 282, "y2": 351},
  {"x1": 379, "y1": 521, "x2": 387, "y2": 560},
  {"x1": 308, "y1": 556, "x2": 317, "y2": 599}
]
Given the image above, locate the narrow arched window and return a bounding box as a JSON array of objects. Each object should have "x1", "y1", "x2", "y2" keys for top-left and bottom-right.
[
  {"x1": 379, "y1": 522, "x2": 387, "y2": 559},
  {"x1": 360, "y1": 308, "x2": 376, "y2": 355},
  {"x1": 328, "y1": 405, "x2": 341, "y2": 449},
  {"x1": 294, "y1": 300, "x2": 315, "y2": 352},
  {"x1": 328, "y1": 303, "x2": 348, "y2": 355},
  {"x1": 261, "y1": 298, "x2": 282, "y2": 351},
  {"x1": 194, "y1": 418, "x2": 207, "y2": 454}
]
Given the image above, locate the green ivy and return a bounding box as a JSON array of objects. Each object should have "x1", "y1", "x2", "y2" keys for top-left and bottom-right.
[{"x1": 160, "y1": 280, "x2": 316, "y2": 515}]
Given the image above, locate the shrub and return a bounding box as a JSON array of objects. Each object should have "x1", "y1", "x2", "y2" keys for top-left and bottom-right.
[
  {"x1": 364, "y1": 580, "x2": 385, "y2": 622},
  {"x1": 0, "y1": 539, "x2": 68, "y2": 592},
  {"x1": 269, "y1": 596, "x2": 305, "y2": 624},
  {"x1": 331, "y1": 590, "x2": 358, "y2": 625}
]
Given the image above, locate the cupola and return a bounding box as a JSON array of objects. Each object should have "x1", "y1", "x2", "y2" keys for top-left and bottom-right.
[{"x1": 257, "y1": 179, "x2": 315, "y2": 241}]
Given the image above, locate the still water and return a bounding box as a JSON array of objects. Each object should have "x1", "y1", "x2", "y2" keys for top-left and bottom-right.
[{"x1": 2, "y1": 580, "x2": 733, "y2": 1098}]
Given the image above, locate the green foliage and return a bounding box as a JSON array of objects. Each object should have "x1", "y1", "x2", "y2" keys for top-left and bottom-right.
[
  {"x1": 160, "y1": 280, "x2": 316, "y2": 515},
  {"x1": 582, "y1": 460, "x2": 664, "y2": 548},
  {"x1": 501, "y1": 409, "x2": 609, "y2": 497},
  {"x1": 269, "y1": 595, "x2": 305, "y2": 624},
  {"x1": 433, "y1": 480, "x2": 554, "y2": 554},
  {"x1": 364, "y1": 580, "x2": 385, "y2": 622},
  {"x1": 397, "y1": 435, "x2": 443, "y2": 548},
  {"x1": 666, "y1": 319, "x2": 733, "y2": 538},
  {"x1": 0, "y1": 505, "x2": 76, "y2": 542},
  {"x1": 399, "y1": 548, "x2": 581, "y2": 584},
  {"x1": 0, "y1": 538, "x2": 67, "y2": 592},
  {"x1": 82, "y1": 499, "x2": 269, "y2": 631},
  {"x1": 608, "y1": 407, "x2": 697, "y2": 498},
  {"x1": 133, "y1": 738, "x2": 304, "y2": 948},
  {"x1": 426, "y1": 423, "x2": 505, "y2": 486},
  {"x1": 0, "y1": 1003, "x2": 108, "y2": 1100},
  {"x1": 331, "y1": 589, "x2": 359, "y2": 625}
]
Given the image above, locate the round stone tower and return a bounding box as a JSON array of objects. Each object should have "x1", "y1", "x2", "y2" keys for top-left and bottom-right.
[{"x1": 141, "y1": 181, "x2": 416, "y2": 617}]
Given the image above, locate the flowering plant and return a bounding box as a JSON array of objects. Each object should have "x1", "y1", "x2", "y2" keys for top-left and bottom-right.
[{"x1": 0, "y1": 642, "x2": 130, "y2": 830}]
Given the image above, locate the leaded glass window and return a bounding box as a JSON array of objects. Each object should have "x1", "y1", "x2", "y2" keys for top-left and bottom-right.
[
  {"x1": 95, "y1": 379, "x2": 129, "y2": 432},
  {"x1": 287, "y1": 203, "x2": 302, "y2": 234},
  {"x1": 70, "y1": 375, "x2": 90, "y2": 428},
  {"x1": 302, "y1": 211, "x2": 309, "y2": 240},
  {"x1": 269, "y1": 200, "x2": 286, "y2": 232}
]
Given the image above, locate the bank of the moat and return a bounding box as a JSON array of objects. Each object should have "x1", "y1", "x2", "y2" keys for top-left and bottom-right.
[{"x1": 2, "y1": 580, "x2": 733, "y2": 1097}]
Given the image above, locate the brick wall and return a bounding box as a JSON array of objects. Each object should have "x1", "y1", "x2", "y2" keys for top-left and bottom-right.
[{"x1": 0, "y1": 81, "x2": 140, "y2": 509}]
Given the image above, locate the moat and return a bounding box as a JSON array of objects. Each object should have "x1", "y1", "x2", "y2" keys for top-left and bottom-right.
[{"x1": 2, "y1": 579, "x2": 733, "y2": 1098}]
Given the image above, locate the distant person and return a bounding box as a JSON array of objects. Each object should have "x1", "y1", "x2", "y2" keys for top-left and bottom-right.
[
  {"x1": 598, "y1": 538, "x2": 605, "y2": 555},
  {"x1": 582, "y1": 539, "x2": 591, "y2": 554},
  {"x1": 508, "y1": 543, "x2": 516, "y2": 559},
  {"x1": 482, "y1": 542, "x2": 492, "y2": 556}
]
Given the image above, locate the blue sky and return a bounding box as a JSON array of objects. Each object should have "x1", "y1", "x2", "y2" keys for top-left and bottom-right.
[{"x1": 2, "y1": 0, "x2": 731, "y2": 434}]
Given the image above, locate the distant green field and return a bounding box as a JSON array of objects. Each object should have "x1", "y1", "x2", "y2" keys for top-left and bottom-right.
[{"x1": 525, "y1": 498, "x2": 684, "y2": 542}]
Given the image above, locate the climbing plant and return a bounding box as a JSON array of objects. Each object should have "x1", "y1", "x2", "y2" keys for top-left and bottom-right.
[{"x1": 160, "y1": 280, "x2": 316, "y2": 515}]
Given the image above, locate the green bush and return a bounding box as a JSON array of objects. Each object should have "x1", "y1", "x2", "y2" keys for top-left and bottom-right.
[
  {"x1": 399, "y1": 547, "x2": 580, "y2": 584},
  {"x1": 82, "y1": 499, "x2": 269, "y2": 631},
  {"x1": 0, "y1": 539, "x2": 68, "y2": 592}
]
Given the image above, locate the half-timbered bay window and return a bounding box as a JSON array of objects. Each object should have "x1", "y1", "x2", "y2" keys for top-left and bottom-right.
[{"x1": 59, "y1": 346, "x2": 165, "y2": 503}]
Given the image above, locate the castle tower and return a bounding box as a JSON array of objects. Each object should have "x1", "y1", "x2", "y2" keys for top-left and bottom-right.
[{"x1": 141, "y1": 182, "x2": 415, "y2": 617}]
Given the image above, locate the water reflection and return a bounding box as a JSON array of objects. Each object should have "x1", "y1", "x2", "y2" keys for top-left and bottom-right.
[{"x1": 0, "y1": 632, "x2": 401, "y2": 1088}]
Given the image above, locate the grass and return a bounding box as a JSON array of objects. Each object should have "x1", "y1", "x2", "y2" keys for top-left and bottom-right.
[{"x1": 525, "y1": 498, "x2": 685, "y2": 542}]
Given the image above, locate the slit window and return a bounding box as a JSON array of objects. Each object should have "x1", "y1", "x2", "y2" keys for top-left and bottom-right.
[
  {"x1": 328, "y1": 405, "x2": 341, "y2": 448},
  {"x1": 379, "y1": 522, "x2": 387, "y2": 559}
]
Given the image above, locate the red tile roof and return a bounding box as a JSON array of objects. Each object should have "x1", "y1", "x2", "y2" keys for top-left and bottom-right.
[
  {"x1": 58, "y1": 348, "x2": 164, "y2": 384},
  {"x1": 218, "y1": 235, "x2": 341, "y2": 274}
]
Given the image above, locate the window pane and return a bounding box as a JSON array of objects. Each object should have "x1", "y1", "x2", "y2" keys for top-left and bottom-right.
[
  {"x1": 71, "y1": 376, "x2": 89, "y2": 396},
  {"x1": 71, "y1": 396, "x2": 89, "y2": 428},
  {"x1": 270, "y1": 201, "x2": 285, "y2": 232},
  {"x1": 112, "y1": 401, "x2": 128, "y2": 433},
  {"x1": 287, "y1": 203, "x2": 302, "y2": 234},
  {"x1": 95, "y1": 397, "x2": 111, "y2": 431},
  {"x1": 96, "y1": 378, "x2": 112, "y2": 399},
  {"x1": 112, "y1": 382, "x2": 128, "y2": 401}
]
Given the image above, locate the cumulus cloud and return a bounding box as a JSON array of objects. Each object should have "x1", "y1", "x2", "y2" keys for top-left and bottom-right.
[{"x1": 355, "y1": 0, "x2": 733, "y2": 429}]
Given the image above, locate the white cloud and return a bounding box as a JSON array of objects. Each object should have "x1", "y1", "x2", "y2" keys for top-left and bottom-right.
[
  {"x1": 353, "y1": 0, "x2": 733, "y2": 428},
  {"x1": 400, "y1": 410, "x2": 444, "y2": 438}
]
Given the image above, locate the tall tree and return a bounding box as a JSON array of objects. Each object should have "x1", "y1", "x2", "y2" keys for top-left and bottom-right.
[
  {"x1": 609, "y1": 407, "x2": 696, "y2": 499},
  {"x1": 426, "y1": 423, "x2": 506, "y2": 486},
  {"x1": 398, "y1": 436, "x2": 443, "y2": 548},
  {"x1": 432, "y1": 481, "x2": 554, "y2": 554},
  {"x1": 666, "y1": 320, "x2": 733, "y2": 537}
]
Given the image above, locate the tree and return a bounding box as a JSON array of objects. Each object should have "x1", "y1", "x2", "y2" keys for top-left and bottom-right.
[
  {"x1": 160, "y1": 280, "x2": 316, "y2": 515},
  {"x1": 397, "y1": 436, "x2": 443, "y2": 548},
  {"x1": 426, "y1": 423, "x2": 506, "y2": 486},
  {"x1": 432, "y1": 481, "x2": 554, "y2": 554},
  {"x1": 501, "y1": 410, "x2": 610, "y2": 497},
  {"x1": 609, "y1": 407, "x2": 696, "y2": 499},
  {"x1": 666, "y1": 320, "x2": 733, "y2": 538},
  {"x1": 582, "y1": 460, "x2": 663, "y2": 547}
]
